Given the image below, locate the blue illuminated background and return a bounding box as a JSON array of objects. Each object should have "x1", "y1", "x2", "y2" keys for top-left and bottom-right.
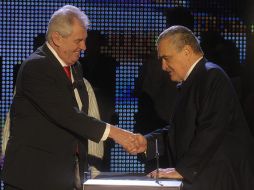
[{"x1": 0, "y1": 0, "x2": 251, "y2": 181}]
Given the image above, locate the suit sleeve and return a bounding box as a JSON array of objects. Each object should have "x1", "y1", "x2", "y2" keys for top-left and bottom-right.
[
  {"x1": 145, "y1": 128, "x2": 168, "y2": 160},
  {"x1": 20, "y1": 59, "x2": 106, "y2": 143},
  {"x1": 175, "y1": 69, "x2": 237, "y2": 182}
]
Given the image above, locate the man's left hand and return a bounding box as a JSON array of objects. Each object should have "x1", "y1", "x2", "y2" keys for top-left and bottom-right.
[{"x1": 148, "y1": 168, "x2": 183, "y2": 179}]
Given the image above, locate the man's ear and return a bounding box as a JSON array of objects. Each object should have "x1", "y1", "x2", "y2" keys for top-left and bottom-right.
[{"x1": 51, "y1": 32, "x2": 62, "y2": 47}]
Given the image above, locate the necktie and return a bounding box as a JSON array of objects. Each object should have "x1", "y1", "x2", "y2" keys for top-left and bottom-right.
[{"x1": 63, "y1": 66, "x2": 71, "y2": 80}]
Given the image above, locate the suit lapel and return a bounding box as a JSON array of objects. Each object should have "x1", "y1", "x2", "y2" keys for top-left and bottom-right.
[
  {"x1": 180, "y1": 57, "x2": 207, "y2": 90},
  {"x1": 71, "y1": 63, "x2": 89, "y2": 174},
  {"x1": 39, "y1": 44, "x2": 78, "y2": 108},
  {"x1": 40, "y1": 44, "x2": 73, "y2": 86},
  {"x1": 71, "y1": 63, "x2": 89, "y2": 114}
]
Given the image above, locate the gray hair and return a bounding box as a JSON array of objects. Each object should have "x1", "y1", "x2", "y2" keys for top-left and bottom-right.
[
  {"x1": 46, "y1": 5, "x2": 89, "y2": 41},
  {"x1": 156, "y1": 25, "x2": 203, "y2": 54}
]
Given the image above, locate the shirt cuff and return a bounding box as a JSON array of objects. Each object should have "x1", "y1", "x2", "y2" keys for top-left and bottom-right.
[{"x1": 100, "y1": 123, "x2": 110, "y2": 141}]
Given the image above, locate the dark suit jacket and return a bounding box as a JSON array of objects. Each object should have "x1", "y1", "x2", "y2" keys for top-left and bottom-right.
[
  {"x1": 2, "y1": 44, "x2": 107, "y2": 190},
  {"x1": 145, "y1": 58, "x2": 254, "y2": 190}
]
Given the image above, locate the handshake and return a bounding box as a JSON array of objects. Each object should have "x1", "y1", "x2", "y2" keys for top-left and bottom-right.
[
  {"x1": 108, "y1": 126, "x2": 184, "y2": 180},
  {"x1": 109, "y1": 125, "x2": 147, "y2": 155}
]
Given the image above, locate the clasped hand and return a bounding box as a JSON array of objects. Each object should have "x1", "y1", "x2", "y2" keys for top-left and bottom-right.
[{"x1": 109, "y1": 126, "x2": 147, "y2": 155}]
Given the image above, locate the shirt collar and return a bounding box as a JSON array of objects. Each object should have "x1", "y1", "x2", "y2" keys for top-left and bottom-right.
[
  {"x1": 184, "y1": 56, "x2": 203, "y2": 81},
  {"x1": 46, "y1": 42, "x2": 68, "y2": 67}
]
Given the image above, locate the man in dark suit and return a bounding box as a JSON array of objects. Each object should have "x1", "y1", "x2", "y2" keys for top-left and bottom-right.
[
  {"x1": 2, "y1": 5, "x2": 140, "y2": 190},
  {"x1": 133, "y1": 26, "x2": 254, "y2": 190}
]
